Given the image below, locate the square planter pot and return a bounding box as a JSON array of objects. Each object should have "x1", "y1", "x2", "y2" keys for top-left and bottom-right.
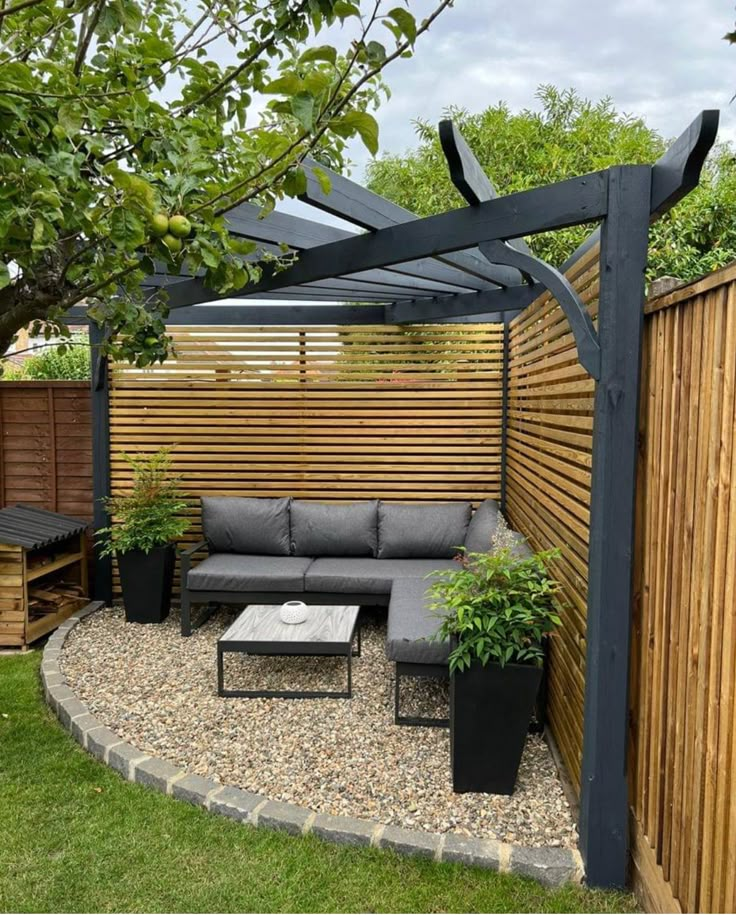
[
  {"x1": 450, "y1": 659, "x2": 543, "y2": 795},
  {"x1": 118, "y1": 544, "x2": 175, "y2": 624}
]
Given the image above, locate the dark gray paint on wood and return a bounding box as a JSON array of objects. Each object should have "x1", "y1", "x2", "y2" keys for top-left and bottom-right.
[{"x1": 578, "y1": 165, "x2": 652, "y2": 888}]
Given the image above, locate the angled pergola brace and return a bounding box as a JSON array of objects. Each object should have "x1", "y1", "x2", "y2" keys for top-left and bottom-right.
[
  {"x1": 437, "y1": 119, "x2": 601, "y2": 378},
  {"x1": 480, "y1": 239, "x2": 601, "y2": 378}
]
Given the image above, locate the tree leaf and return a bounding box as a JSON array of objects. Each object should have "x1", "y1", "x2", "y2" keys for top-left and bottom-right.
[
  {"x1": 0, "y1": 262, "x2": 10, "y2": 290},
  {"x1": 300, "y1": 45, "x2": 337, "y2": 65},
  {"x1": 110, "y1": 208, "x2": 146, "y2": 250},
  {"x1": 311, "y1": 165, "x2": 331, "y2": 195},
  {"x1": 387, "y1": 7, "x2": 417, "y2": 43},
  {"x1": 335, "y1": 110, "x2": 379, "y2": 155},
  {"x1": 290, "y1": 92, "x2": 315, "y2": 131}
]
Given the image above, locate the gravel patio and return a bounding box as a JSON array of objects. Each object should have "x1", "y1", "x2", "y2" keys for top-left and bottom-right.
[{"x1": 59, "y1": 605, "x2": 578, "y2": 849}]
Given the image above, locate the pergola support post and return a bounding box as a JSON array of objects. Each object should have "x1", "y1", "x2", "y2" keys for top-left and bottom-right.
[
  {"x1": 579, "y1": 165, "x2": 652, "y2": 887},
  {"x1": 89, "y1": 322, "x2": 113, "y2": 604}
]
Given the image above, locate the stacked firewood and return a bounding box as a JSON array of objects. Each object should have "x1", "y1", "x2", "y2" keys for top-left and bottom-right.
[{"x1": 28, "y1": 581, "x2": 86, "y2": 619}]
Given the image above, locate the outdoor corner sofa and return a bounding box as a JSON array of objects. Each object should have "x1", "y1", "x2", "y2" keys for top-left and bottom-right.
[{"x1": 180, "y1": 496, "x2": 530, "y2": 726}]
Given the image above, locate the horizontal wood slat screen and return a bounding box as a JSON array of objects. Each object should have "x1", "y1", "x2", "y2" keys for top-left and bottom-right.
[
  {"x1": 108, "y1": 323, "x2": 504, "y2": 569},
  {"x1": 505, "y1": 245, "x2": 599, "y2": 792},
  {"x1": 630, "y1": 265, "x2": 736, "y2": 913},
  {"x1": 0, "y1": 381, "x2": 92, "y2": 520}
]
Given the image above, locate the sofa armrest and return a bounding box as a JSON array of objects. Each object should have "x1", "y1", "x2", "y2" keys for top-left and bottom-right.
[
  {"x1": 180, "y1": 540, "x2": 208, "y2": 577},
  {"x1": 180, "y1": 539, "x2": 208, "y2": 561}
]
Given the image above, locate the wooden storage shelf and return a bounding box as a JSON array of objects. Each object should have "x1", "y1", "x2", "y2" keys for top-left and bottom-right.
[
  {"x1": 0, "y1": 506, "x2": 90, "y2": 649},
  {"x1": 26, "y1": 549, "x2": 85, "y2": 583}
]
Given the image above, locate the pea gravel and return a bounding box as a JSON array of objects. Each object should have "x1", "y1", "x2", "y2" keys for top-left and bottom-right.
[{"x1": 60, "y1": 605, "x2": 578, "y2": 849}]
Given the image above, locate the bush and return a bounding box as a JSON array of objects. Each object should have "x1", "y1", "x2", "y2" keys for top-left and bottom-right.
[{"x1": 0, "y1": 339, "x2": 90, "y2": 380}]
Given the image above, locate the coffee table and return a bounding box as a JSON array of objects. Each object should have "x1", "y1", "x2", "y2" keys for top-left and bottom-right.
[{"x1": 217, "y1": 604, "x2": 361, "y2": 699}]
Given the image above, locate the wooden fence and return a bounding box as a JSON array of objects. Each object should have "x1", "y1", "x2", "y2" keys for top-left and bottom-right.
[
  {"x1": 0, "y1": 381, "x2": 92, "y2": 520},
  {"x1": 505, "y1": 243, "x2": 599, "y2": 790},
  {"x1": 507, "y1": 255, "x2": 736, "y2": 911},
  {"x1": 629, "y1": 263, "x2": 736, "y2": 913},
  {"x1": 107, "y1": 323, "x2": 505, "y2": 556}
]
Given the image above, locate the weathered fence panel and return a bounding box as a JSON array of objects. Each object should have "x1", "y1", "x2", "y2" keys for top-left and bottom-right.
[
  {"x1": 107, "y1": 323, "x2": 505, "y2": 559},
  {"x1": 0, "y1": 381, "x2": 92, "y2": 520}
]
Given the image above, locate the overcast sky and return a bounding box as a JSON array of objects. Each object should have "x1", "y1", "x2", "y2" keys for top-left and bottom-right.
[{"x1": 344, "y1": 0, "x2": 736, "y2": 178}]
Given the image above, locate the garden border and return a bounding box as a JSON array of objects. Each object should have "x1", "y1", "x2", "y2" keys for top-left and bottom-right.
[{"x1": 41, "y1": 604, "x2": 584, "y2": 889}]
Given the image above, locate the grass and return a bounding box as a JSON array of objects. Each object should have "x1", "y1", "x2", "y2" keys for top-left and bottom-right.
[{"x1": 0, "y1": 652, "x2": 637, "y2": 913}]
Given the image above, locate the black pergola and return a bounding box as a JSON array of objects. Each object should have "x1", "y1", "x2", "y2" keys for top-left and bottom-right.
[{"x1": 84, "y1": 109, "x2": 719, "y2": 890}]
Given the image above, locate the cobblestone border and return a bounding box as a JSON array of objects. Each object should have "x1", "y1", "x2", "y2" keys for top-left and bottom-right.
[{"x1": 42, "y1": 604, "x2": 585, "y2": 888}]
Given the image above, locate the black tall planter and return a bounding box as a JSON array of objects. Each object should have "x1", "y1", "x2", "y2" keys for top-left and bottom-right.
[
  {"x1": 118, "y1": 545, "x2": 175, "y2": 624},
  {"x1": 450, "y1": 660, "x2": 543, "y2": 795}
]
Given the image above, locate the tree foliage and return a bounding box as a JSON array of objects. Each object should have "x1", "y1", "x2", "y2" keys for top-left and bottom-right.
[
  {"x1": 0, "y1": 0, "x2": 452, "y2": 364},
  {"x1": 366, "y1": 86, "x2": 736, "y2": 281}
]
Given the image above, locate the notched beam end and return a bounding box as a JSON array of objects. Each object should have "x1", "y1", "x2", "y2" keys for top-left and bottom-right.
[
  {"x1": 651, "y1": 109, "x2": 719, "y2": 218},
  {"x1": 439, "y1": 119, "x2": 496, "y2": 206}
]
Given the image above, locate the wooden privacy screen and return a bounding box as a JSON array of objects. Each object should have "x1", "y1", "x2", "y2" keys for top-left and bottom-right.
[
  {"x1": 108, "y1": 323, "x2": 504, "y2": 552},
  {"x1": 630, "y1": 263, "x2": 736, "y2": 914},
  {"x1": 0, "y1": 381, "x2": 92, "y2": 520},
  {"x1": 505, "y1": 245, "x2": 598, "y2": 791}
]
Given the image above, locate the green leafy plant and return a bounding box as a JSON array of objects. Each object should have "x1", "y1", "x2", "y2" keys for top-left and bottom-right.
[
  {"x1": 97, "y1": 447, "x2": 189, "y2": 557},
  {"x1": 1, "y1": 338, "x2": 90, "y2": 380},
  {"x1": 0, "y1": 0, "x2": 452, "y2": 364},
  {"x1": 429, "y1": 526, "x2": 562, "y2": 674}
]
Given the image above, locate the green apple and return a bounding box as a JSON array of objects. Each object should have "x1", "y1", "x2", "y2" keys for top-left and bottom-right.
[
  {"x1": 168, "y1": 214, "x2": 192, "y2": 238},
  {"x1": 149, "y1": 212, "x2": 169, "y2": 237},
  {"x1": 162, "y1": 233, "x2": 182, "y2": 254}
]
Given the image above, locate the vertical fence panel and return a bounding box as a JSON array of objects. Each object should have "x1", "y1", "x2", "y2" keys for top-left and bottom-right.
[{"x1": 630, "y1": 264, "x2": 736, "y2": 912}]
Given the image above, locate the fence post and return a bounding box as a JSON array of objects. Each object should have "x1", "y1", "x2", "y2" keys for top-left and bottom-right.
[
  {"x1": 579, "y1": 164, "x2": 652, "y2": 888},
  {"x1": 89, "y1": 323, "x2": 112, "y2": 604}
]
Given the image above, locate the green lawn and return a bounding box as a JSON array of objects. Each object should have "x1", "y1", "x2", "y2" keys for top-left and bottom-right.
[{"x1": 0, "y1": 653, "x2": 637, "y2": 914}]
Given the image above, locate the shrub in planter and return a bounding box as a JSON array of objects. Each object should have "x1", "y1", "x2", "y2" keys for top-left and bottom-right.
[
  {"x1": 429, "y1": 521, "x2": 562, "y2": 795},
  {"x1": 97, "y1": 447, "x2": 189, "y2": 624}
]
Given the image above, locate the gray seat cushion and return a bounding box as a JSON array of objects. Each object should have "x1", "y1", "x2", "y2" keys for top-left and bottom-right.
[
  {"x1": 304, "y1": 557, "x2": 459, "y2": 594},
  {"x1": 201, "y1": 497, "x2": 291, "y2": 556},
  {"x1": 290, "y1": 500, "x2": 378, "y2": 557},
  {"x1": 464, "y1": 499, "x2": 500, "y2": 553},
  {"x1": 386, "y1": 578, "x2": 450, "y2": 665},
  {"x1": 377, "y1": 501, "x2": 472, "y2": 559},
  {"x1": 187, "y1": 554, "x2": 312, "y2": 592}
]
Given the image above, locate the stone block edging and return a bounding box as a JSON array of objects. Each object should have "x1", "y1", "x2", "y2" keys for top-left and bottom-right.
[{"x1": 41, "y1": 603, "x2": 584, "y2": 888}]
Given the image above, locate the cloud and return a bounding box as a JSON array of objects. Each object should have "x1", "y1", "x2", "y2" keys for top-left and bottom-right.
[{"x1": 343, "y1": 0, "x2": 736, "y2": 177}]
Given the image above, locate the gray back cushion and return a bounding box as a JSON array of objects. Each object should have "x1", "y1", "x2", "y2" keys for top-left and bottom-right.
[
  {"x1": 464, "y1": 499, "x2": 501, "y2": 553},
  {"x1": 201, "y1": 497, "x2": 290, "y2": 556},
  {"x1": 377, "y1": 501, "x2": 472, "y2": 559},
  {"x1": 291, "y1": 500, "x2": 377, "y2": 557}
]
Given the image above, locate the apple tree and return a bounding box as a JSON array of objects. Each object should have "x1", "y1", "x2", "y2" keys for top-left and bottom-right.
[{"x1": 0, "y1": 0, "x2": 452, "y2": 365}]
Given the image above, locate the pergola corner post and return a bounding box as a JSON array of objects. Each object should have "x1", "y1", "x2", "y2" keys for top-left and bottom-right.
[
  {"x1": 89, "y1": 322, "x2": 113, "y2": 604},
  {"x1": 579, "y1": 164, "x2": 652, "y2": 887}
]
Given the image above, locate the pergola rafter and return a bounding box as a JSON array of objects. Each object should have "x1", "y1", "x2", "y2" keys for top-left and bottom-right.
[{"x1": 83, "y1": 109, "x2": 719, "y2": 892}]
